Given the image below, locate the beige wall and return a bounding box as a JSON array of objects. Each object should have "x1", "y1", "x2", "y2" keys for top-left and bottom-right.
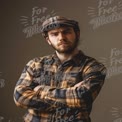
[{"x1": 0, "y1": 0, "x2": 122, "y2": 121}]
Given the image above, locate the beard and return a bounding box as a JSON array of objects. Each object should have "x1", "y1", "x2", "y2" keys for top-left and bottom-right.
[{"x1": 50, "y1": 37, "x2": 79, "y2": 54}]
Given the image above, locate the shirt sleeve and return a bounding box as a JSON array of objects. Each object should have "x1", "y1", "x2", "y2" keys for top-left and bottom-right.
[
  {"x1": 13, "y1": 59, "x2": 56, "y2": 111},
  {"x1": 38, "y1": 60, "x2": 107, "y2": 108}
]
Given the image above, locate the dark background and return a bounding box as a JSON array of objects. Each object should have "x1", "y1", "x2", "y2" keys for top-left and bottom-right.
[{"x1": 0, "y1": 0, "x2": 122, "y2": 121}]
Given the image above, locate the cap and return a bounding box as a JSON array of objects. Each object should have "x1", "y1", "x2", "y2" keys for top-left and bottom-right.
[{"x1": 41, "y1": 16, "x2": 80, "y2": 38}]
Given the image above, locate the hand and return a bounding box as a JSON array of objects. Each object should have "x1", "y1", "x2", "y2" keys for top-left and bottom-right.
[
  {"x1": 74, "y1": 80, "x2": 90, "y2": 89},
  {"x1": 74, "y1": 82, "x2": 83, "y2": 88},
  {"x1": 34, "y1": 85, "x2": 42, "y2": 92}
]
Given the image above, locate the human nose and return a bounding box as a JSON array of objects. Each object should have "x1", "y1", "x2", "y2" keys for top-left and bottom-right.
[{"x1": 58, "y1": 33, "x2": 65, "y2": 41}]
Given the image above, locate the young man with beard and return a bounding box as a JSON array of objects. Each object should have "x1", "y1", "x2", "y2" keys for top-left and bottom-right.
[{"x1": 14, "y1": 16, "x2": 106, "y2": 122}]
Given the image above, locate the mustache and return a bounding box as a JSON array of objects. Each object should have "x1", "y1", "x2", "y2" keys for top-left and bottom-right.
[{"x1": 58, "y1": 39, "x2": 69, "y2": 46}]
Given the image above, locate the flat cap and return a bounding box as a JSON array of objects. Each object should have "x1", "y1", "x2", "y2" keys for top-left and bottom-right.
[{"x1": 41, "y1": 16, "x2": 80, "y2": 38}]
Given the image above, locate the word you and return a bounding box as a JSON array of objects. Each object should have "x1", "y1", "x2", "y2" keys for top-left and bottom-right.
[
  {"x1": 111, "y1": 107, "x2": 122, "y2": 122},
  {"x1": 99, "y1": 48, "x2": 122, "y2": 79},
  {"x1": 20, "y1": 6, "x2": 56, "y2": 38},
  {"x1": 88, "y1": 0, "x2": 122, "y2": 29},
  {"x1": 0, "y1": 72, "x2": 5, "y2": 88}
]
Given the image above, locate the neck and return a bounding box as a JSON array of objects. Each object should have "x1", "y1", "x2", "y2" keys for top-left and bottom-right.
[{"x1": 56, "y1": 48, "x2": 79, "y2": 63}]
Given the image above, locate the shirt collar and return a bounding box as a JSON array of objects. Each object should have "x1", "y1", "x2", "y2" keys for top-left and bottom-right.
[{"x1": 51, "y1": 50, "x2": 86, "y2": 66}]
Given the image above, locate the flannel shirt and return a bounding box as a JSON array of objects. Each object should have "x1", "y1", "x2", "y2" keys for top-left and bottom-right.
[{"x1": 14, "y1": 50, "x2": 106, "y2": 122}]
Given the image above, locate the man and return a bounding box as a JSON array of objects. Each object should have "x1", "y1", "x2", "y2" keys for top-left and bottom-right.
[{"x1": 14, "y1": 16, "x2": 106, "y2": 122}]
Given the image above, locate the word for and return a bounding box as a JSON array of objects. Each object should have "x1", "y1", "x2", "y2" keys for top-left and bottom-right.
[
  {"x1": 110, "y1": 48, "x2": 122, "y2": 58},
  {"x1": 98, "y1": 0, "x2": 116, "y2": 16},
  {"x1": 32, "y1": 7, "x2": 47, "y2": 16},
  {"x1": 98, "y1": 0, "x2": 114, "y2": 7},
  {"x1": 55, "y1": 107, "x2": 71, "y2": 117}
]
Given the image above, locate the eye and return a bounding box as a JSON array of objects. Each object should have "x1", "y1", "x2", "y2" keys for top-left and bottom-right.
[
  {"x1": 63, "y1": 29, "x2": 72, "y2": 35},
  {"x1": 50, "y1": 32, "x2": 58, "y2": 36}
]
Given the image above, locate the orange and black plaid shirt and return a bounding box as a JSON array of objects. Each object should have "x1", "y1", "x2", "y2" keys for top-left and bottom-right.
[{"x1": 14, "y1": 50, "x2": 106, "y2": 122}]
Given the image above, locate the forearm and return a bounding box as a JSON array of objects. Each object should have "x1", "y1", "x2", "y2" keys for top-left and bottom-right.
[
  {"x1": 39, "y1": 70, "x2": 106, "y2": 108},
  {"x1": 40, "y1": 84, "x2": 91, "y2": 108},
  {"x1": 14, "y1": 84, "x2": 57, "y2": 111}
]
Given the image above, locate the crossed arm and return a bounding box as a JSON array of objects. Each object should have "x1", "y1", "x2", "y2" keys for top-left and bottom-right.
[{"x1": 14, "y1": 59, "x2": 106, "y2": 111}]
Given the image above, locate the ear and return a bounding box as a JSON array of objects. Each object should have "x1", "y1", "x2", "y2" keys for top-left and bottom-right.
[{"x1": 46, "y1": 37, "x2": 51, "y2": 45}]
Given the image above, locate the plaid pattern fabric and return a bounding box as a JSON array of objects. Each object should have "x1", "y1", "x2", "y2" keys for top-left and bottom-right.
[{"x1": 14, "y1": 51, "x2": 106, "y2": 122}]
